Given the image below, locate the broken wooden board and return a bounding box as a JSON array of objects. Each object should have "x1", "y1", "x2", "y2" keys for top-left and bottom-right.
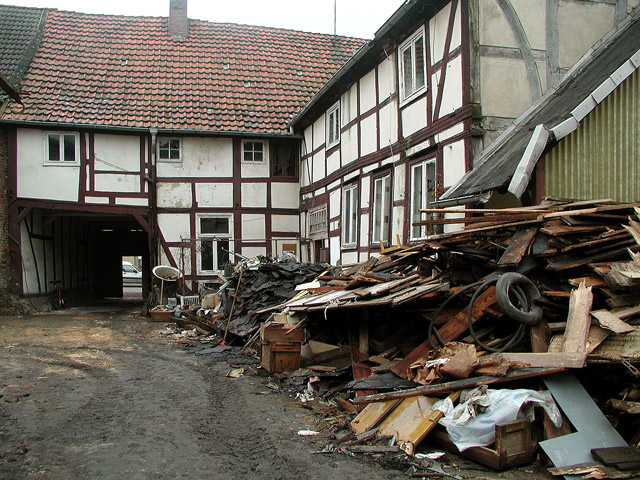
[
  {"x1": 548, "y1": 325, "x2": 611, "y2": 355},
  {"x1": 548, "y1": 462, "x2": 639, "y2": 479},
  {"x1": 592, "y1": 447, "x2": 640, "y2": 471},
  {"x1": 352, "y1": 367, "x2": 565, "y2": 405},
  {"x1": 377, "y1": 396, "x2": 441, "y2": 454},
  {"x1": 592, "y1": 310, "x2": 635, "y2": 334},
  {"x1": 562, "y1": 283, "x2": 593, "y2": 353},
  {"x1": 349, "y1": 399, "x2": 401, "y2": 435},
  {"x1": 500, "y1": 352, "x2": 587, "y2": 368},
  {"x1": 497, "y1": 225, "x2": 539, "y2": 267},
  {"x1": 547, "y1": 240, "x2": 637, "y2": 271}
]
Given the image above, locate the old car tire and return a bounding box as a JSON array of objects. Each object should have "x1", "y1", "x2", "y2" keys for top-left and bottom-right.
[{"x1": 496, "y1": 272, "x2": 543, "y2": 326}]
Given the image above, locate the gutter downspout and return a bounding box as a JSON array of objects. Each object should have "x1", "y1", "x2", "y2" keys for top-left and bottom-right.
[{"x1": 149, "y1": 128, "x2": 159, "y2": 269}]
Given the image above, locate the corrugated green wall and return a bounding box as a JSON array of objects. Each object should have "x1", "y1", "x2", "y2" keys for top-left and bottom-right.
[{"x1": 542, "y1": 68, "x2": 640, "y2": 202}]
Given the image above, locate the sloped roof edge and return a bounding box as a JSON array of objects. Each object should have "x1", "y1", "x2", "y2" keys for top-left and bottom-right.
[
  {"x1": 439, "y1": 7, "x2": 640, "y2": 202},
  {"x1": 290, "y1": 0, "x2": 448, "y2": 131}
]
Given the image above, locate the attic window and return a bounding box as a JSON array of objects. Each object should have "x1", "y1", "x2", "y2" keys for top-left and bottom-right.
[{"x1": 158, "y1": 137, "x2": 181, "y2": 162}]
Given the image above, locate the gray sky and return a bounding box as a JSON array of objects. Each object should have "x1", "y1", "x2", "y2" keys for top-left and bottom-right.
[{"x1": 5, "y1": 0, "x2": 406, "y2": 38}]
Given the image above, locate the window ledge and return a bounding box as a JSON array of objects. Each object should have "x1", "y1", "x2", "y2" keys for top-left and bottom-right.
[{"x1": 43, "y1": 161, "x2": 80, "y2": 167}]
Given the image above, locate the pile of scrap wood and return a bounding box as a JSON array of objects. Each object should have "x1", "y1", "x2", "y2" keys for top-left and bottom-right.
[{"x1": 261, "y1": 199, "x2": 640, "y2": 478}]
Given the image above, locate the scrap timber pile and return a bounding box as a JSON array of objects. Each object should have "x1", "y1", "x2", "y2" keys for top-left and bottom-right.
[{"x1": 257, "y1": 199, "x2": 640, "y2": 479}]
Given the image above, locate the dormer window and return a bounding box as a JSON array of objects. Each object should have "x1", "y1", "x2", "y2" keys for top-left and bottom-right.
[
  {"x1": 326, "y1": 101, "x2": 340, "y2": 148},
  {"x1": 399, "y1": 27, "x2": 427, "y2": 104}
]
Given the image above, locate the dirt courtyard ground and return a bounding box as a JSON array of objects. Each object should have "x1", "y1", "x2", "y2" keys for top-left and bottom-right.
[{"x1": 0, "y1": 301, "x2": 552, "y2": 480}]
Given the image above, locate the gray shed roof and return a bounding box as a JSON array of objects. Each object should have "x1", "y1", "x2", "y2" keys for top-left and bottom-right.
[
  {"x1": 440, "y1": 8, "x2": 640, "y2": 202},
  {"x1": 0, "y1": 5, "x2": 47, "y2": 86}
]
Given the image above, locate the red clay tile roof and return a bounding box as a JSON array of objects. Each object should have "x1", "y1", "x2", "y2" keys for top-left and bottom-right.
[{"x1": 2, "y1": 9, "x2": 366, "y2": 134}]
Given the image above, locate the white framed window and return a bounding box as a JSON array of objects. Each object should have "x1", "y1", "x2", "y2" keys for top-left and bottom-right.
[
  {"x1": 197, "y1": 214, "x2": 233, "y2": 273},
  {"x1": 342, "y1": 184, "x2": 358, "y2": 248},
  {"x1": 44, "y1": 132, "x2": 80, "y2": 165},
  {"x1": 372, "y1": 174, "x2": 391, "y2": 244},
  {"x1": 410, "y1": 158, "x2": 436, "y2": 240},
  {"x1": 326, "y1": 101, "x2": 340, "y2": 148},
  {"x1": 242, "y1": 140, "x2": 266, "y2": 163},
  {"x1": 158, "y1": 137, "x2": 181, "y2": 162},
  {"x1": 399, "y1": 27, "x2": 427, "y2": 104}
]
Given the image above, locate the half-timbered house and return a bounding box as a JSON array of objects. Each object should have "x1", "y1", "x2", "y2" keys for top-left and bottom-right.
[
  {"x1": 290, "y1": 0, "x2": 638, "y2": 266},
  {"x1": 0, "y1": 1, "x2": 364, "y2": 297}
]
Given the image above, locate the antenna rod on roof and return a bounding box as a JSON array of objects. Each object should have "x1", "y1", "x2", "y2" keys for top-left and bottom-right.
[{"x1": 334, "y1": 0, "x2": 337, "y2": 35}]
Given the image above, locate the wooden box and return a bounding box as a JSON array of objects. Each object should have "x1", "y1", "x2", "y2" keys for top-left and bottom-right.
[
  {"x1": 260, "y1": 322, "x2": 305, "y2": 343},
  {"x1": 430, "y1": 419, "x2": 534, "y2": 470},
  {"x1": 261, "y1": 341, "x2": 301, "y2": 372}
]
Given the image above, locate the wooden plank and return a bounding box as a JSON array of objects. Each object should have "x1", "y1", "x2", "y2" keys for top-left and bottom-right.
[
  {"x1": 568, "y1": 277, "x2": 607, "y2": 288},
  {"x1": 340, "y1": 445, "x2": 401, "y2": 454},
  {"x1": 497, "y1": 225, "x2": 539, "y2": 266},
  {"x1": 541, "y1": 221, "x2": 607, "y2": 236},
  {"x1": 548, "y1": 462, "x2": 605, "y2": 475},
  {"x1": 352, "y1": 368, "x2": 565, "y2": 405},
  {"x1": 592, "y1": 447, "x2": 640, "y2": 471},
  {"x1": 542, "y1": 202, "x2": 640, "y2": 219},
  {"x1": 501, "y1": 352, "x2": 587, "y2": 368},
  {"x1": 426, "y1": 218, "x2": 542, "y2": 241},
  {"x1": 529, "y1": 320, "x2": 552, "y2": 352},
  {"x1": 420, "y1": 207, "x2": 551, "y2": 214},
  {"x1": 417, "y1": 213, "x2": 539, "y2": 226},
  {"x1": 547, "y1": 240, "x2": 638, "y2": 271},
  {"x1": 561, "y1": 283, "x2": 593, "y2": 353},
  {"x1": 592, "y1": 310, "x2": 636, "y2": 334},
  {"x1": 611, "y1": 304, "x2": 640, "y2": 320},
  {"x1": 377, "y1": 396, "x2": 441, "y2": 452},
  {"x1": 391, "y1": 286, "x2": 498, "y2": 379},
  {"x1": 349, "y1": 399, "x2": 402, "y2": 435}
]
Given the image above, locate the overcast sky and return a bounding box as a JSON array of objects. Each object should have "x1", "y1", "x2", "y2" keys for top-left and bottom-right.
[{"x1": 5, "y1": 0, "x2": 407, "y2": 38}]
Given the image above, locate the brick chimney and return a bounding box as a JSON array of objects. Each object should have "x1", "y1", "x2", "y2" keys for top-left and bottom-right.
[{"x1": 168, "y1": 0, "x2": 188, "y2": 37}]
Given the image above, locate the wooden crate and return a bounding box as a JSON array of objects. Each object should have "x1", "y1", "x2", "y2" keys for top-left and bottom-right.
[
  {"x1": 430, "y1": 419, "x2": 534, "y2": 470},
  {"x1": 261, "y1": 341, "x2": 301, "y2": 372},
  {"x1": 260, "y1": 322, "x2": 305, "y2": 343}
]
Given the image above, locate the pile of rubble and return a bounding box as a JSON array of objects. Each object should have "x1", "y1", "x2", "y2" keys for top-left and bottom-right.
[{"x1": 155, "y1": 199, "x2": 640, "y2": 479}]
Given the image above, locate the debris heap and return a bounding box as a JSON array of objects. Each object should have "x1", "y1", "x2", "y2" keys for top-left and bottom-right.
[{"x1": 258, "y1": 199, "x2": 640, "y2": 478}]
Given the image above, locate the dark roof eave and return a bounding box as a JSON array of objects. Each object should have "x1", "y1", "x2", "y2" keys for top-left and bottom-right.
[{"x1": 0, "y1": 118, "x2": 302, "y2": 138}]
